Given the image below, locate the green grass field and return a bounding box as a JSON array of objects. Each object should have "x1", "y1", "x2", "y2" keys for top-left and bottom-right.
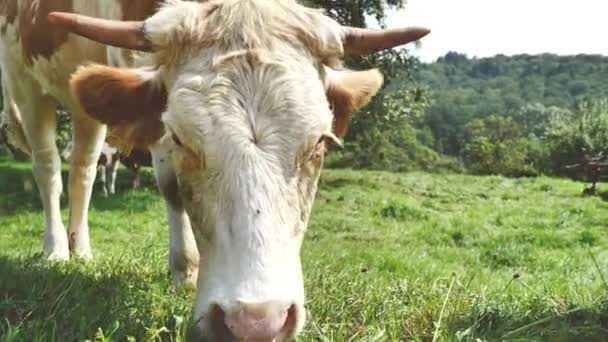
[{"x1": 1, "y1": 157, "x2": 607, "y2": 341}]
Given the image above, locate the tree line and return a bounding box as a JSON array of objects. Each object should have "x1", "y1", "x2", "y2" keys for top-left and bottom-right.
[{"x1": 331, "y1": 51, "x2": 608, "y2": 179}]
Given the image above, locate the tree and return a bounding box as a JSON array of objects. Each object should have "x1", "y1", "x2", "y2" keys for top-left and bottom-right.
[
  {"x1": 462, "y1": 115, "x2": 546, "y2": 176},
  {"x1": 512, "y1": 103, "x2": 571, "y2": 139},
  {"x1": 308, "y1": 1, "x2": 440, "y2": 171},
  {"x1": 547, "y1": 99, "x2": 608, "y2": 177},
  {"x1": 307, "y1": 0, "x2": 405, "y2": 28},
  {"x1": 413, "y1": 53, "x2": 608, "y2": 160}
]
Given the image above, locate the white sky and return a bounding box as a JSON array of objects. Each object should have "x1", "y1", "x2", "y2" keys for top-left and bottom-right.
[{"x1": 385, "y1": 0, "x2": 608, "y2": 62}]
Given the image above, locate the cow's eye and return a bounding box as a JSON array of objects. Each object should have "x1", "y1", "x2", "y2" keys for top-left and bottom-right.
[{"x1": 309, "y1": 134, "x2": 337, "y2": 161}]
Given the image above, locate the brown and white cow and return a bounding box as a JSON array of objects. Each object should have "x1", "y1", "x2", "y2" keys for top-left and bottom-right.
[
  {"x1": 2, "y1": 0, "x2": 428, "y2": 340},
  {"x1": 1, "y1": 1, "x2": 200, "y2": 288}
]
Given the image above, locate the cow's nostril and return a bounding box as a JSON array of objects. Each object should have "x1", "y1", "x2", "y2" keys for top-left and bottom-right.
[
  {"x1": 209, "y1": 304, "x2": 234, "y2": 341},
  {"x1": 222, "y1": 301, "x2": 294, "y2": 340},
  {"x1": 282, "y1": 304, "x2": 298, "y2": 338}
]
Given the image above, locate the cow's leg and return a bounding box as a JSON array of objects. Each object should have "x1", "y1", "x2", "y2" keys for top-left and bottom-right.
[
  {"x1": 98, "y1": 164, "x2": 108, "y2": 197},
  {"x1": 150, "y1": 143, "x2": 199, "y2": 287},
  {"x1": 67, "y1": 112, "x2": 107, "y2": 259},
  {"x1": 9, "y1": 82, "x2": 68, "y2": 260},
  {"x1": 108, "y1": 158, "x2": 119, "y2": 195},
  {"x1": 132, "y1": 166, "x2": 142, "y2": 189}
]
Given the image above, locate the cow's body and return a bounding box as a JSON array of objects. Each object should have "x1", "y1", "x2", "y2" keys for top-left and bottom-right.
[{"x1": 0, "y1": 0, "x2": 198, "y2": 285}]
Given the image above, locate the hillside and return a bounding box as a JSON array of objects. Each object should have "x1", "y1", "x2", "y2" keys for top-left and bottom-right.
[{"x1": 402, "y1": 53, "x2": 608, "y2": 155}]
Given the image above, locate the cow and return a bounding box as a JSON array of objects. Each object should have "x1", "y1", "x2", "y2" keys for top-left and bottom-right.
[
  {"x1": 1, "y1": 0, "x2": 429, "y2": 340},
  {"x1": 61, "y1": 140, "x2": 152, "y2": 195},
  {"x1": 0, "y1": 1, "x2": 201, "y2": 289}
]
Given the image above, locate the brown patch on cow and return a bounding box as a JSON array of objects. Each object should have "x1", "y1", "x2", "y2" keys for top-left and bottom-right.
[
  {"x1": 118, "y1": 0, "x2": 160, "y2": 21},
  {"x1": 0, "y1": 1, "x2": 18, "y2": 34},
  {"x1": 70, "y1": 64, "x2": 167, "y2": 151},
  {"x1": 17, "y1": 0, "x2": 73, "y2": 64},
  {"x1": 105, "y1": 115, "x2": 165, "y2": 154},
  {"x1": 326, "y1": 69, "x2": 383, "y2": 138}
]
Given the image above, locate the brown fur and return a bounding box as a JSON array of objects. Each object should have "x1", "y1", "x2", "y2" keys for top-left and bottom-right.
[
  {"x1": 326, "y1": 69, "x2": 383, "y2": 138},
  {"x1": 17, "y1": 0, "x2": 74, "y2": 65},
  {"x1": 119, "y1": 0, "x2": 161, "y2": 21},
  {"x1": 0, "y1": 0, "x2": 17, "y2": 34},
  {"x1": 70, "y1": 64, "x2": 166, "y2": 152}
]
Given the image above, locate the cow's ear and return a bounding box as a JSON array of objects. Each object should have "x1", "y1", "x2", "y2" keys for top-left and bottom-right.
[
  {"x1": 326, "y1": 68, "x2": 383, "y2": 138},
  {"x1": 70, "y1": 64, "x2": 166, "y2": 151}
]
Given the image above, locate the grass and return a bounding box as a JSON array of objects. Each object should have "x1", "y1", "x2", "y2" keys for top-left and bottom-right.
[{"x1": 1, "y1": 157, "x2": 607, "y2": 341}]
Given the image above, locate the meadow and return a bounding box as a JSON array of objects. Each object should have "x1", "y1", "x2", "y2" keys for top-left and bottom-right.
[{"x1": 0, "y1": 157, "x2": 607, "y2": 341}]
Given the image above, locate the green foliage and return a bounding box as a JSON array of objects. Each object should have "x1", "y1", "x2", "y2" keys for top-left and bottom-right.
[
  {"x1": 56, "y1": 109, "x2": 72, "y2": 153},
  {"x1": 546, "y1": 99, "x2": 608, "y2": 177},
  {"x1": 339, "y1": 52, "x2": 444, "y2": 172},
  {"x1": 327, "y1": 86, "x2": 462, "y2": 173},
  {"x1": 1, "y1": 159, "x2": 608, "y2": 340},
  {"x1": 409, "y1": 53, "x2": 608, "y2": 177},
  {"x1": 461, "y1": 115, "x2": 549, "y2": 176},
  {"x1": 307, "y1": 0, "x2": 404, "y2": 27},
  {"x1": 413, "y1": 53, "x2": 608, "y2": 156},
  {"x1": 306, "y1": 0, "x2": 446, "y2": 172},
  {"x1": 512, "y1": 103, "x2": 572, "y2": 139}
]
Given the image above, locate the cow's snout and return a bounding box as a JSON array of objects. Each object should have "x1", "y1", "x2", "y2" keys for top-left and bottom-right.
[{"x1": 211, "y1": 301, "x2": 298, "y2": 341}]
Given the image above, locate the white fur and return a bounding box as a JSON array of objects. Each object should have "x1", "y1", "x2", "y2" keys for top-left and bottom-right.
[
  {"x1": 140, "y1": 1, "x2": 340, "y2": 338},
  {"x1": 150, "y1": 137, "x2": 200, "y2": 287}
]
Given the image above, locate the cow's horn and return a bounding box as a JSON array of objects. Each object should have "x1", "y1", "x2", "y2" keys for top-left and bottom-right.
[
  {"x1": 342, "y1": 26, "x2": 430, "y2": 55},
  {"x1": 48, "y1": 12, "x2": 153, "y2": 52}
]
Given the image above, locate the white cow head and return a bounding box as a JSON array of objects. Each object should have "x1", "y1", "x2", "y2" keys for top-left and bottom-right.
[{"x1": 49, "y1": 1, "x2": 429, "y2": 340}]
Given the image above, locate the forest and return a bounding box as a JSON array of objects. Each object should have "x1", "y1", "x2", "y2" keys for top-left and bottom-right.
[{"x1": 331, "y1": 52, "x2": 608, "y2": 178}]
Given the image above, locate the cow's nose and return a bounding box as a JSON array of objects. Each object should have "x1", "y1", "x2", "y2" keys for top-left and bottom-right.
[{"x1": 213, "y1": 301, "x2": 296, "y2": 341}]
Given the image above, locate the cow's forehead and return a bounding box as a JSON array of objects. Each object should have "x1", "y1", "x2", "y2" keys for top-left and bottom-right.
[{"x1": 162, "y1": 54, "x2": 333, "y2": 161}]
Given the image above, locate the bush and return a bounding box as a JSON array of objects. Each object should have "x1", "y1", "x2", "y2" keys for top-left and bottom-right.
[
  {"x1": 326, "y1": 85, "x2": 461, "y2": 173},
  {"x1": 461, "y1": 115, "x2": 549, "y2": 177},
  {"x1": 545, "y1": 99, "x2": 608, "y2": 178}
]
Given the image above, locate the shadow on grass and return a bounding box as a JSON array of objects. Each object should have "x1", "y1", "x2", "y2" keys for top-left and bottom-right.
[
  {"x1": 0, "y1": 254, "x2": 189, "y2": 341},
  {"x1": 447, "y1": 301, "x2": 608, "y2": 341},
  {"x1": 88, "y1": 168, "x2": 159, "y2": 212},
  {"x1": 0, "y1": 159, "x2": 160, "y2": 215},
  {"x1": 0, "y1": 162, "x2": 49, "y2": 215},
  {"x1": 319, "y1": 176, "x2": 379, "y2": 191},
  {"x1": 597, "y1": 189, "x2": 608, "y2": 202}
]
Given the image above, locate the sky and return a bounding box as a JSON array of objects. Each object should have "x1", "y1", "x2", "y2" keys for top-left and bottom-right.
[{"x1": 384, "y1": 0, "x2": 608, "y2": 62}]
